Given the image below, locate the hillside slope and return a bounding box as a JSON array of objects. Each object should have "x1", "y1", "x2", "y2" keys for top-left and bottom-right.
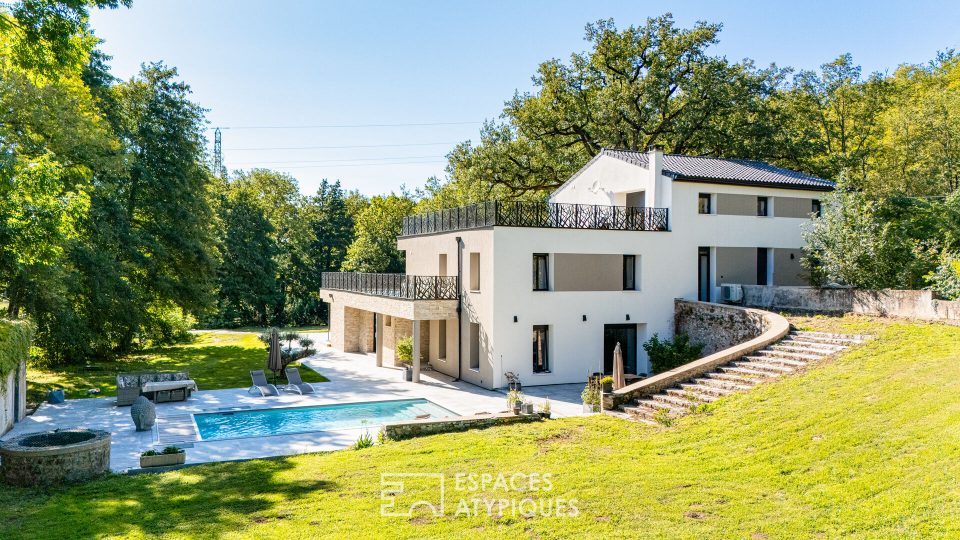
[{"x1": 2, "y1": 317, "x2": 958, "y2": 539}]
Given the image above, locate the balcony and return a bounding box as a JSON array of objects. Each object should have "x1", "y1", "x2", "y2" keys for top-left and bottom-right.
[
  {"x1": 321, "y1": 272, "x2": 459, "y2": 300},
  {"x1": 400, "y1": 200, "x2": 669, "y2": 237}
]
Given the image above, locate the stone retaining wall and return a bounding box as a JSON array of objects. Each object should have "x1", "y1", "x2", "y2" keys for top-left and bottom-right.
[
  {"x1": 742, "y1": 286, "x2": 960, "y2": 321},
  {"x1": 607, "y1": 301, "x2": 789, "y2": 409},
  {"x1": 382, "y1": 412, "x2": 545, "y2": 441}
]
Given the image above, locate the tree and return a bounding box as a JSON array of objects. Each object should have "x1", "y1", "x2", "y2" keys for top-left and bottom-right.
[
  {"x1": 441, "y1": 14, "x2": 783, "y2": 198},
  {"x1": 342, "y1": 194, "x2": 415, "y2": 273}
]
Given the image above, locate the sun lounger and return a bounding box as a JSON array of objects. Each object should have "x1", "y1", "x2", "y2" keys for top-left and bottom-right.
[
  {"x1": 248, "y1": 369, "x2": 279, "y2": 397},
  {"x1": 281, "y1": 367, "x2": 317, "y2": 395}
]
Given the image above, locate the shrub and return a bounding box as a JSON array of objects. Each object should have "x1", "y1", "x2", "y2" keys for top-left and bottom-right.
[
  {"x1": 353, "y1": 432, "x2": 374, "y2": 450},
  {"x1": 506, "y1": 389, "x2": 524, "y2": 407},
  {"x1": 600, "y1": 376, "x2": 614, "y2": 385},
  {"x1": 643, "y1": 333, "x2": 703, "y2": 373},
  {"x1": 395, "y1": 336, "x2": 413, "y2": 363},
  {"x1": 925, "y1": 251, "x2": 960, "y2": 300},
  {"x1": 0, "y1": 319, "x2": 32, "y2": 379},
  {"x1": 162, "y1": 446, "x2": 183, "y2": 454},
  {"x1": 581, "y1": 380, "x2": 600, "y2": 409}
]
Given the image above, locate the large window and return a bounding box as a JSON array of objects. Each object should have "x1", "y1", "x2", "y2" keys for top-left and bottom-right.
[
  {"x1": 469, "y1": 322, "x2": 480, "y2": 370},
  {"x1": 532, "y1": 325, "x2": 549, "y2": 373},
  {"x1": 533, "y1": 253, "x2": 549, "y2": 291},
  {"x1": 437, "y1": 321, "x2": 447, "y2": 360},
  {"x1": 757, "y1": 196, "x2": 770, "y2": 217},
  {"x1": 698, "y1": 193, "x2": 712, "y2": 214},
  {"x1": 623, "y1": 255, "x2": 636, "y2": 290}
]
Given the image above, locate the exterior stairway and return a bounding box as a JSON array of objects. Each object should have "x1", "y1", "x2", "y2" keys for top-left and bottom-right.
[{"x1": 620, "y1": 330, "x2": 869, "y2": 425}]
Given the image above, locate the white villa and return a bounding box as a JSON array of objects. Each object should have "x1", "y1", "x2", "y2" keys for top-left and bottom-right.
[{"x1": 320, "y1": 148, "x2": 834, "y2": 390}]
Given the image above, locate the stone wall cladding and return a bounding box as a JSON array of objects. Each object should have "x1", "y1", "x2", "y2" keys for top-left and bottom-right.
[
  {"x1": 675, "y1": 299, "x2": 768, "y2": 355},
  {"x1": 609, "y1": 301, "x2": 789, "y2": 408},
  {"x1": 742, "y1": 286, "x2": 960, "y2": 321},
  {"x1": 382, "y1": 412, "x2": 545, "y2": 441},
  {"x1": 0, "y1": 429, "x2": 111, "y2": 486}
]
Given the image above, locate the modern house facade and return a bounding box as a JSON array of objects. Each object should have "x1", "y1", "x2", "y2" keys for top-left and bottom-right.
[{"x1": 320, "y1": 148, "x2": 834, "y2": 390}]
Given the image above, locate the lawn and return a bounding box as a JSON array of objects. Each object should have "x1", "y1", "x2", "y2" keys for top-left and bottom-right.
[
  {"x1": 3, "y1": 316, "x2": 959, "y2": 538},
  {"x1": 26, "y1": 332, "x2": 328, "y2": 405}
]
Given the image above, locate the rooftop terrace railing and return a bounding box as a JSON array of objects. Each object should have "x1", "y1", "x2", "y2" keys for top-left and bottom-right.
[
  {"x1": 321, "y1": 272, "x2": 459, "y2": 300},
  {"x1": 400, "y1": 200, "x2": 669, "y2": 237}
]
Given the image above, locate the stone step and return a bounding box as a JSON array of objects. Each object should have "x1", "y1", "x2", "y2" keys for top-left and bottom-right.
[
  {"x1": 665, "y1": 387, "x2": 720, "y2": 402},
  {"x1": 755, "y1": 349, "x2": 823, "y2": 362},
  {"x1": 634, "y1": 399, "x2": 687, "y2": 415},
  {"x1": 789, "y1": 332, "x2": 867, "y2": 345},
  {"x1": 704, "y1": 371, "x2": 761, "y2": 386},
  {"x1": 733, "y1": 360, "x2": 796, "y2": 374},
  {"x1": 745, "y1": 354, "x2": 808, "y2": 367},
  {"x1": 774, "y1": 341, "x2": 845, "y2": 354},
  {"x1": 793, "y1": 330, "x2": 869, "y2": 340},
  {"x1": 718, "y1": 365, "x2": 780, "y2": 378},
  {"x1": 690, "y1": 373, "x2": 758, "y2": 395},
  {"x1": 622, "y1": 405, "x2": 657, "y2": 421},
  {"x1": 652, "y1": 393, "x2": 700, "y2": 410},
  {"x1": 679, "y1": 383, "x2": 734, "y2": 399}
]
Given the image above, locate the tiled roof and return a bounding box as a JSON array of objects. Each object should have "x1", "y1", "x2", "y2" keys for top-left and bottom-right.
[{"x1": 600, "y1": 148, "x2": 835, "y2": 190}]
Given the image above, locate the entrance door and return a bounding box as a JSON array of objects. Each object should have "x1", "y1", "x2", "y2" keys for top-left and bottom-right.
[
  {"x1": 698, "y1": 247, "x2": 711, "y2": 301},
  {"x1": 603, "y1": 324, "x2": 637, "y2": 375}
]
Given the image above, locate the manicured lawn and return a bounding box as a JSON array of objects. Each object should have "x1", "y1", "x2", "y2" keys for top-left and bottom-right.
[
  {"x1": 26, "y1": 332, "x2": 328, "y2": 404},
  {"x1": 4, "y1": 317, "x2": 959, "y2": 538}
]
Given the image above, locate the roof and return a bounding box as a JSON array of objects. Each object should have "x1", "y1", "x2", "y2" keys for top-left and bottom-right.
[{"x1": 597, "y1": 148, "x2": 835, "y2": 191}]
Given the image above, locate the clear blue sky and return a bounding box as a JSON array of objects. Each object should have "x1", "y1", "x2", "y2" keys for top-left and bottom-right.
[{"x1": 89, "y1": 0, "x2": 960, "y2": 196}]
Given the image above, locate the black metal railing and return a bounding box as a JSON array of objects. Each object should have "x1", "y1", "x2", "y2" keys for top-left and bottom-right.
[
  {"x1": 321, "y1": 272, "x2": 459, "y2": 300},
  {"x1": 400, "y1": 201, "x2": 669, "y2": 237}
]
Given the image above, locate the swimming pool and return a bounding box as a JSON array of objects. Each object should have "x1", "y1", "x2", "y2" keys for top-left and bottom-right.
[{"x1": 193, "y1": 398, "x2": 456, "y2": 441}]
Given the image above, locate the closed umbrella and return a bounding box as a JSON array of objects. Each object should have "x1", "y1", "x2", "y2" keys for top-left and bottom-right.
[
  {"x1": 613, "y1": 342, "x2": 626, "y2": 390},
  {"x1": 268, "y1": 328, "x2": 283, "y2": 383}
]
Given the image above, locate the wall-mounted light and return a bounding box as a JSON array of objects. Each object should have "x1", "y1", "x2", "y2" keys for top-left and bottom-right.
[
  {"x1": 513, "y1": 316, "x2": 518, "y2": 323},
  {"x1": 582, "y1": 315, "x2": 587, "y2": 322},
  {"x1": 790, "y1": 253, "x2": 795, "y2": 260},
  {"x1": 626, "y1": 314, "x2": 630, "y2": 321}
]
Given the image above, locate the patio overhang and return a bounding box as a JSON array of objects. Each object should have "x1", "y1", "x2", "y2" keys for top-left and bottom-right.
[{"x1": 319, "y1": 288, "x2": 458, "y2": 321}]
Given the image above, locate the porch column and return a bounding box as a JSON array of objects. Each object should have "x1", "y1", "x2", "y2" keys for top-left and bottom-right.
[
  {"x1": 375, "y1": 313, "x2": 384, "y2": 367},
  {"x1": 412, "y1": 319, "x2": 421, "y2": 383}
]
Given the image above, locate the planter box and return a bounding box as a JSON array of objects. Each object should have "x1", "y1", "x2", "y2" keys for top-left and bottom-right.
[{"x1": 140, "y1": 452, "x2": 186, "y2": 468}]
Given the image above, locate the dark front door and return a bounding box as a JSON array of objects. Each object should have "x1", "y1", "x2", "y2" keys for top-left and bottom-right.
[
  {"x1": 698, "y1": 247, "x2": 711, "y2": 301},
  {"x1": 603, "y1": 324, "x2": 637, "y2": 375}
]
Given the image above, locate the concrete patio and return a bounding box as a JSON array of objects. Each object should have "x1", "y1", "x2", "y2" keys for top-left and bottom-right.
[{"x1": 1, "y1": 341, "x2": 588, "y2": 472}]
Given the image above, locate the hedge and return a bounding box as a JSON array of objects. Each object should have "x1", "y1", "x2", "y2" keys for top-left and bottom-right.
[{"x1": 0, "y1": 319, "x2": 33, "y2": 379}]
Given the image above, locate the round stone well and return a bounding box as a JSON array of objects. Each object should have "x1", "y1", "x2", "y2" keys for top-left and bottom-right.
[{"x1": 0, "y1": 428, "x2": 111, "y2": 487}]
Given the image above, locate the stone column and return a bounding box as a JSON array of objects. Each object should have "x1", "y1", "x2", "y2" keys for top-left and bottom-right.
[
  {"x1": 375, "y1": 313, "x2": 384, "y2": 367},
  {"x1": 412, "y1": 319, "x2": 421, "y2": 383}
]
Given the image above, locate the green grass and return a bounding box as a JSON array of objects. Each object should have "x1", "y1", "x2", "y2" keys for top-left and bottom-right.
[
  {"x1": 4, "y1": 317, "x2": 960, "y2": 538},
  {"x1": 26, "y1": 332, "x2": 328, "y2": 404}
]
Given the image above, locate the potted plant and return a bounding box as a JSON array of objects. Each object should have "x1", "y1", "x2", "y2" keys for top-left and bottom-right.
[
  {"x1": 600, "y1": 375, "x2": 614, "y2": 393},
  {"x1": 504, "y1": 371, "x2": 522, "y2": 391},
  {"x1": 537, "y1": 398, "x2": 552, "y2": 418},
  {"x1": 396, "y1": 336, "x2": 414, "y2": 381},
  {"x1": 581, "y1": 379, "x2": 600, "y2": 413},
  {"x1": 140, "y1": 446, "x2": 186, "y2": 468},
  {"x1": 522, "y1": 401, "x2": 535, "y2": 415},
  {"x1": 507, "y1": 389, "x2": 524, "y2": 415}
]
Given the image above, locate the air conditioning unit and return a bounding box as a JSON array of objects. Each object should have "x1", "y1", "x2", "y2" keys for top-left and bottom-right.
[{"x1": 720, "y1": 283, "x2": 743, "y2": 304}]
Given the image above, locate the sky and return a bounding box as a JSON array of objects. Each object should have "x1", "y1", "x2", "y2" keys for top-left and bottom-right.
[{"x1": 89, "y1": 0, "x2": 960, "y2": 196}]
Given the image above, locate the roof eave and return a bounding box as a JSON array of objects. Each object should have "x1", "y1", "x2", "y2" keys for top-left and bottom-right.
[{"x1": 671, "y1": 175, "x2": 836, "y2": 192}]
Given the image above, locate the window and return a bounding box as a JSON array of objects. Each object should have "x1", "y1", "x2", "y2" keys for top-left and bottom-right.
[
  {"x1": 469, "y1": 252, "x2": 480, "y2": 291},
  {"x1": 438, "y1": 253, "x2": 448, "y2": 277},
  {"x1": 811, "y1": 199, "x2": 822, "y2": 217},
  {"x1": 469, "y1": 322, "x2": 480, "y2": 370},
  {"x1": 757, "y1": 248, "x2": 769, "y2": 286},
  {"x1": 532, "y1": 325, "x2": 549, "y2": 373},
  {"x1": 533, "y1": 253, "x2": 549, "y2": 291},
  {"x1": 623, "y1": 255, "x2": 636, "y2": 290},
  {"x1": 437, "y1": 321, "x2": 447, "y2": 359},
  {"x1": 698, "y1": 193, "x2": 712, "y2": 214},
  {"x1": 384, "y1": 315, "x2": 392, "y2": 327},
  {"x1": 757, "y1": 196, "x2": 769, "y2": 217}
]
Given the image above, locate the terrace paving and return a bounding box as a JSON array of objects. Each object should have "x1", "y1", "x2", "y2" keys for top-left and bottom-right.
[{"x1": 2, "y1": 334, "x2": 587, "y2": 471}]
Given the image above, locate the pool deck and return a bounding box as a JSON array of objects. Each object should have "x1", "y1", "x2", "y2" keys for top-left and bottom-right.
[{"x1": 2, "y1": 343, "x2": 589, "y2": 472}]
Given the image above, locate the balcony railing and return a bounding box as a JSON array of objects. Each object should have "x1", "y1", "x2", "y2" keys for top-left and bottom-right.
[
  {"x1": 400, "y1": 200, "x2": 669, "y2": 237},
  {"x1": 321, "y1": 272, "x2": 459, "y2": 300}
]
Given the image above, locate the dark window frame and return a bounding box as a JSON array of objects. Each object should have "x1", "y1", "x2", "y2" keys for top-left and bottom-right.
[
  {"x1": 757, "y1": 196, "x2": 770, "y2": 217},
  {"x1": 757, "y1": 247, "x2": 769, "y2": 286},
  {"x1": 532, "y1": 325, "x2": 549, "y2": 373},
  {"x1": 623, "y1": 255, "x2": 636, "y2": 290},
  {"x1": 532, "y1": 253, "x2": 549, "y2": 291},
  {"x1": 698, "y1": 193, "x2": 712, "y2": 214},
  {"x1": 811, "y1": 199, "x2": 822, "y2": 217}
]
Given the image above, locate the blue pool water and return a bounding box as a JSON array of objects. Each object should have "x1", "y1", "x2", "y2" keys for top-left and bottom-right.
[{"x1": 193, "y1": 398, "x2": 456, "y2": 441}]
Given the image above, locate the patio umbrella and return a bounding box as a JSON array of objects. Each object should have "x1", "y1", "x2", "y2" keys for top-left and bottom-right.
[
  {"x1": 268, "y1": 328, "x2": 283, "y2": 383},
  {"x1": 612, "y1": 342, "x2": 626, "y2": 390}
]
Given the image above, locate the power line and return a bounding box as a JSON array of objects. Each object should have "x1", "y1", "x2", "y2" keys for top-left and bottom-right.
[
  {"x1": 251, "y1": 160, "x2": 447, "y2": 170},
  {"x1": 225, "y1": 141, "x2": 461, "y2": 151},
  {"x1": 230, "y1": 155, "x2": 445, "y2": 166},
  {"x1": 215, "y1": 121, "x2": 481, "y2": 130}
]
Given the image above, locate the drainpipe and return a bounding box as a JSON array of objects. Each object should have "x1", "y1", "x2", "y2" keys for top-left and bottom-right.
[{"x1": 455, "y1": 236, "x2": 464, "y2": 381}]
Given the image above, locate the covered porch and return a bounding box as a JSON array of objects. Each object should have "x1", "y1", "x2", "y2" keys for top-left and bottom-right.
[{"x1": 320, "y1": 272, "x2": 459, "y2": 383}]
